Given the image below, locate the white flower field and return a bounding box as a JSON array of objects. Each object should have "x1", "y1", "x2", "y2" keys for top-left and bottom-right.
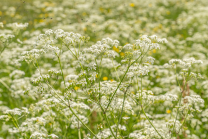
[{"x1": 0, "y1": 0, "x2": 208, "y2": 138}]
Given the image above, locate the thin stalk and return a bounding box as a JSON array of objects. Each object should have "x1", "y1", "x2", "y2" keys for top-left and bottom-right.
[
  {"x1": 69, "y1": 106, "x2": 98, "y2": 139},
  {"x1": 95, "y1": 58, "x2": 103, "y2": 101},
  {"x1": 93, "y1": 94, "x2": 117, "y2": 139},
  {"x1": 0, "y1": 79, "x2": 13, "y2": 92},
  {"x1": 103, "y1": 113, "x2": 117, "y2": 139},
  {"x1": 78, "y1": 40, "x2": 81, "y2": 57},
  {"x1": 48, "y1": 82, "x2": 98, "y2": 138},
  {"x1": 105, "y1": 65, "x2": 128, "y2": 111},
  {"x1": 78, "y1": 123, "x2": 81, "y2": 139},
  {"x1": 115, "y1": 84, "x2": 130, "y2": 137},
  {"x1": 172, "y1": 66, "x2": 184, "y2": 134},
  {"x1": 88, "y1": 58, "x2": 120, "y2": 139},
  {"x1": 0, "y1": 42, "x2": 7, "y2": 56},
  {"x1": 65, "y1": 45, "x2": 90, "y2": 86},
  {"x1": 66, "y1": 45, "x2": 77, "y2": 59},
  {"x1": 58, "y1": 109, "x2": 71, "y2": 122},
  {"x1": 141, "y1": 106, "x2": 164, "y2": 138},
  {"x1": 34, "y1": 52, "x2": 113, "y2": 139},
  {"x1": 9, "y1": 114, "x2": 26, "y2": 139},
  {"x1": 105, "y1": 49, "x2": 149, "y2": 112},
  {"x1": 111, "y1": 58, "x2": 121, "y2": 82},
  {"x1": 85, "y1": 90, "x2": 116, "y2": 139},
  {"x1": 177, "y1": 108, "x2": 189, "y2": 135},
  {"x1": 93, "y1": 56, "x2": 116, "y2": 138},
  {"x1": 33, "y1": 58, "x2": 98, "y2": 139},
  {"x1": 78, "y1": 129, "x2": 81, "y2": 139},
  {"x1": 140, "y1": 76, "x2": 164, "y2": 139},
  {"x1": 56, "y1": 54, "x2": 66, "y2": 87},
  {"x1": 9, "y1": 114, "x2": 19, "y2": 130},
  {"x1": 72, "y1": 43, "x2": 78, "y2": 57}
]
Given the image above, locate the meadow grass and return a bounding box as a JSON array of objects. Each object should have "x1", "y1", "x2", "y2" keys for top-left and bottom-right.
[{"x1": 0, "y1": 0, "x2": 208, "y2": 139}]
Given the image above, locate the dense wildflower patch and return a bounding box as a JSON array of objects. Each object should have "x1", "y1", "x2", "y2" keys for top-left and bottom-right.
[{"x1": 0, "y1": 0, "x2": 208, "y2": 139}]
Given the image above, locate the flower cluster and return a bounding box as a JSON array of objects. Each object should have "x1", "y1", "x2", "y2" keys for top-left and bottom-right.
[{"x1": 0, "y1": 0, "x2": 208, "y2": 139}]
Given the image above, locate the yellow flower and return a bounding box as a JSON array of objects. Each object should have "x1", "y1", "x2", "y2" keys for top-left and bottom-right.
[
  {"x1": 96, "y1": 74, "x2": 98, "y2": 78},
  {"x1": 129, "y1": 3, "x2": 135, "y2": 7},
  {"x1": 133, "y1": 44, "x2": 137, "y2": 50},
  {"x1": 82, "y1": 12, "x2": 87, "y2": 16},
  {"x1": 103, "y1": 77, "x2": 108, "y2": 81},
  {"x1": 41, "y1": 8, "x2": 45, "y2": 12},
  {"x1": 110, "y1": 79, "x2": 114, "y2": 82},
  {"x1": 44, "y1": 2, "x2": 50, "y2": 6},
  {"x1": 83, "y1": 27, "x2": 87, "y2": 31},
  {"x1": 29, "y1": 21, "x2": 33, "y2": 25},
  {"x1": 166, "y1": 109, "x2": 171, "y2": 114},
  {"x1": 49, "y1": 13, "x2": 54, "y2": 17},
  {"x1": 39, "y1": 14, "x2": 44, "y2": 18},
  {"x1": 92, "y1": 23, "x2": 96, "y2": 27},
  {"x1": 10, "y1": 14, "x2": 15, "y2": 17},
  {"x1": 44, "y1": 2, "x2": 55, "y2": 7},
  {"x1": 152, "y1": 49, "x2": 156, "y2": 53},
  {"x1": 107, "y1": 9, "x2": 111, "y2": 13},
  {"x1": 120, "y1": 52, "x2": 125, "y2": 57},
  {"x1": 166, "y1": 11, "x2": 170, "y2": 15},
  {"x1": 99, "y1": 7, "x2": 104, "y2": 12},
  {"x1": 153, "y1": 27, "x2": 159, "y2": 32},
  {"x1": 152, "y1": 40, "x2": 156, "y2": 43},
  {"x1": 15, "y1": 14, "x2": 22, "y2": 19},
  {"x1": 44, "y1": 13, "x2": 49, "y2": 17},
  {"x1": 39, "y1": 19, "x2": 44, "y2": 23},
  {"x1": 113, "y1": 46, "x2": 119, "y2": 52},
  {"x1": 74, "y1": 86, "x2": 80, "y2": 91},
  {"x1": 180, "y1": 34, "x2": 184, "y2": 38}
]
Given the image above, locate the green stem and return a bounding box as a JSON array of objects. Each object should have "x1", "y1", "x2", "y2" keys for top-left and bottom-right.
[
  {"x1": 0, "y1": 79, "x2": 13, "y2": 92},
  {"x1": 140, "y1": 76, "x2": 164, "y2": 139},
  {"x1": 65, "y1": 45, "x2": 90, "y2": 86},
  {"x1": 111, "y1": 58, "x2": 121, "y2": 82},
  {"x1": 177, "y1": 108, "x2": 189, "y2": 135},
  {"x1": 141, "y1": 106, "x2": 164, "y2": 138},
  {"x1": 105, "y1": 49, "x2": 149, "y2": 112},
  {"x1": 0, "y1": 42, "x2": 7, "y2": 56},
  {"x1": 103, "y1": 113, "x2": 117, "y2": 139},
  {"x1": 56, "y1": 54, "x2": 66, "y2": 87},
  {"x1": 32, "y1": 58, "x2": 97, "y2": 139},
  {"x1": 72, "y1": 43, "x2": 78, "y2": 57},
  {"x1": 9, "y1": 114, "x2": 19, "y2": 130},
  {"x1": 69, "y1": 106, "x2": 98, "y2": 139},
  {"x1": 47, "y1": 82, "x2": 98, "y2": 138},
  {"x1": 93, "y1": 56, "x2": 116, "y2": 137},
  {"x1": 115, "y1": 84, "x2": 130, "y2": 137},
  {"x1": 172, "y1": 66, "x2": 184, "y2": 134},
  {"x1": 94, "y1": 96, "x2": 117, "y2": 139},
  {"x1": 95, "y1": 58, "x2": 102, "y2": 101},
  {"x1": 78, "y1": 41, "x2": 81, "y2": 57},
  {"x1": 78, "y1": 124, "x2": 81, "y2": 139}
]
